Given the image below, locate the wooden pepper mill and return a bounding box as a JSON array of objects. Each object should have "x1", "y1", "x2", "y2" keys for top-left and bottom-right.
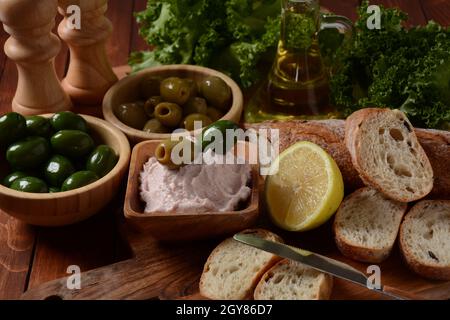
[
  {"x1": 58, "y1": 0, "x2": 118, "y2": 106},
  {"x1": 0, "y1": 0, "x2": 72, "y2": 115}
]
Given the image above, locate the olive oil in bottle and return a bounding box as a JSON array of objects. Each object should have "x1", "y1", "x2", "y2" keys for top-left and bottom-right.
[{"x1": 265, "y1": 0, "x2": 333, "y2": 116}]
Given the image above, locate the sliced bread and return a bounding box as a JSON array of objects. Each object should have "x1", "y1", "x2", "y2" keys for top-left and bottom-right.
[
  {"x1": 399, "y1": 200, "x2": 450, "y2": 280},
  {"x1": 345, "y1": 108, "x2": 433, "y2": 202},
  {"x1": 254, "y1": 259, "x2": 333, "y2": 300},
  {"x1": 333, "y1": 188, "x2": 408, "y2": 263},
  {"x1": 199, "y1": 229, "x2": 283, "y2": 300}
]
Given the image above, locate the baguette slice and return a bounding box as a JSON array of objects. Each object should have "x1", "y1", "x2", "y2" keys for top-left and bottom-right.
[
  {"x1": 345, "y1": 108, "x2": 433, "y2": 202},
  {"x1": 254, "y1": 259, "x2": 333, "y2": 300},
  {"x1": 199, "y1": 229, "x2": 283, "y2": 300},
  {"x1": 334, "y1": 188, "x2": 408, "y2": 263},
  {"x1": 400, "y1": 200, "x2": 450, "y2": 280}
]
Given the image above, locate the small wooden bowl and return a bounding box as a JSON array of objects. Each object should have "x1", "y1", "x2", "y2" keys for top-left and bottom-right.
[
  {"x1": 0, "y1": 115, "x2": 131, "y2": 227},
  {"x1": 103, "y1": 65, "x2": 244, "y2": 144},
  {"x1": 124, "y1": 140, "x2": 259, "y2": 242}
]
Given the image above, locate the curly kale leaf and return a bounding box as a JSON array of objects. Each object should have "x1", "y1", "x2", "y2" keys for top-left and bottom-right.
[
  {"x1": 331, "y1": 0, "x2": 450, "y2": 129},
  {"x1": 130, "y1": 0, "x2": 281, "y2": 88}
]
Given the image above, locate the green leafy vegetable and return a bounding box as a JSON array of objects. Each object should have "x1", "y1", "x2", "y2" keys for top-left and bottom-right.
[
  {"x1": 331, "y1": 1, "x2": 450, "y2": 129},
  {"x1": 130, "y1": 0, "x2": 282, "y2": 88}
]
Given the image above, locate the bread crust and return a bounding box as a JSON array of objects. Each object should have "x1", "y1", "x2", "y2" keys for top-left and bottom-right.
[
  {"x1": 245, "y1": 120, "x2": 364, "y2": 191},
  {"x1": 199, "y1": 229, "x2": 283, "y2": 300},
  {"x1": 333, "y1": 187, "x2": 408, "y2": 263},
  {"x1": 345, "y1": 108, "x2": 434, "y2": 202},
  {"x1": 246, "y1": 119, "x2": 450, "y2": 199},
  {"x1": 399, "y1": 200, "x2": 450, "y2": 281},
  {"x1": 253, "y1": 259, "x2": 333, "y2": 300}
]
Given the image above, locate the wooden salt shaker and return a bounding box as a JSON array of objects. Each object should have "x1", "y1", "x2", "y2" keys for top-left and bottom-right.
[
  {"x1": 0, "y1": 0, "x2": 72, "y2": 115},
  {"x1": 58, "y1": 0, "x2": 118, "y2": 106}
]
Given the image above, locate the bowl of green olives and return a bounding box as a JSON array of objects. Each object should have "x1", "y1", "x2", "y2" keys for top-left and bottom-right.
[
  {"x1": 0, "y1": 112, "x2": 131, "y2": 227},
  {"x1": 102, "y1": 65, "x2": 244, "y2": 144}
]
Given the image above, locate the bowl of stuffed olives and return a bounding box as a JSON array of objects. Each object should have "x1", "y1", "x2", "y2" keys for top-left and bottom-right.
[
  {"x1": 102, "y1": 65, "x2": 244, "y2": 143},
  {"x1": 0, "y1": 112, "x2": 131, "y2": 227}
]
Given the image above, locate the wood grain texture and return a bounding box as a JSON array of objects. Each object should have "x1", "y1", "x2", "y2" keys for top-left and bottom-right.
[
  {"x1": 58, "y1": 0, "x2": 118, "y2": 105},
  {"x1": 321, "y1": 0, "x2": 360, "y2": 21},
  {"x1": 20, "y1": 0, "x2": 136, "y2": 293},
  {"x1": 0, "y1": 114, "x2": 131, "y2": 226},
  {"x1": 368, "y1": 0, "x2": 428, "y2": 25},
  {"x1": 3, "y1": 0, "x2": 450, "y2": 301},
  {"x1": 421, "y1": 0, "x2": 450, "y2": 26},
  {"x1": 0, "y1": 0, "x2": 72, "y2": 115},
  {"x1": 103, "y1": 65, "x2": 244, "y2": 143},
  {"x1": 22, "y1": 225, "x2": 217, "y2": 300},
  {"x1": 124, "y1": 140, "x2": 259, "y2": 241},
  {"x1": 0, "y1": 215, "x2": 35, "y2": 299},
  {"x1": 131, "y1": 0, "x2": 148, "y2": 52}
]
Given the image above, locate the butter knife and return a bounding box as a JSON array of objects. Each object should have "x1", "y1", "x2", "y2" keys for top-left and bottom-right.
[{"x1": 233, "y1": 233, "x2": 424, "y2": 300}]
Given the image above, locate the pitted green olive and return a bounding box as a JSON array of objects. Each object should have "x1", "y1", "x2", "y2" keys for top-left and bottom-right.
[
  {"x1": 206, "y1": 107, "x2": 224, "y2": 122},
  {"x1": 200, "y1": 76, "x2": 232, "y2": 111},
  {"x1": 154, "y1": 103, "x2": 183, "y2": 128},
  {"x1": 160, "y1": 77, "x2": 196, "y2": 105},
  {"x1": 182, "y1": 114, "x2": 213, "y2": 131},
  {"x1": 115, "y1": 102, "x2": 148, "y2": 129},
  {"x1": 143, "y1": 119, "x2": 170, "y2": 133},
  {"x1": 184, "y1": 97, "x2": 208, "y2": 116},
  {"x1": 144, "y1": 96, "x2": 163, "y2": 118}
]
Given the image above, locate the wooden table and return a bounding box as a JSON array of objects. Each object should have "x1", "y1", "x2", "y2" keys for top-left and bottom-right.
[{"x1": 0, "y1": 0, "x2": 449, "y2": 300}]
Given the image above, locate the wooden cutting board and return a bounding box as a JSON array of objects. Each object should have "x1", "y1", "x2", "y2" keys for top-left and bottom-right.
[
  {"x1": 19, "y1": 65, "x2": 450, "y2": 300},
  {"x1": 21, "y1": 183, "x2": 450, "y2": 300}
]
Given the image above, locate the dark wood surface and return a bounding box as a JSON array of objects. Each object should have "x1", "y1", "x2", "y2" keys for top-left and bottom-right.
[{"x1": 0, "y1": 0, "x2": 449, "y2": 300}]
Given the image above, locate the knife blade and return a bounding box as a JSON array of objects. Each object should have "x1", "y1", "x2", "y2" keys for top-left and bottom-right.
[{"x1": 233, "y1": 233, "x2": 421, "y2": 300}]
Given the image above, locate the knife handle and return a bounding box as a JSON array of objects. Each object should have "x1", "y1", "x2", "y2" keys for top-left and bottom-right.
[{"x1": 382, "y1": 285, "x2": 426, "y2": 300}]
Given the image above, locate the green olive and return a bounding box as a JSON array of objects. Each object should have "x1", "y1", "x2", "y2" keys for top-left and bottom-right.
[
  {"x1": 155, "y1": 138, "x2": 196, "y2": 169},
  {"x1": 115, "y1": 102, "x2": 148, "y2": 129},
  {"x1": 50, "y1": 111, "x2": 89, "y2": 133},
  {"x1": 44, "y1": 155, "x2": 75, "y2": 188},
  {"x1": 154, "y1": 102, "x2": 183, "y2": 128},
  {"x1": 61, "y1": 171, "x2": 99, "y2": 191},
  {"x1": 144, "y1": 96, "x2": 163, "y2": 118},
  {"x1": 182, "y1": 114, "x2": 213, "y2": 131},
  {"x1": 206, "y1": 107, "x2": 224, "y2": 122},
  {"x1": 155, "y1": 139, "x2": 182, "y2": 169},
  {"x1": 26, "y1": 116, "x2": 53, "y2": 137},
  {"x1": 3, "y1": 171, "x2": 28, "y2": 187},
  {"x1": 201, "y1": 120, "x2": 241, "y2": 153},
  {"x1": 184, "y1": 97, "x2": 208, "y2": 116},
  {"x1": 184, "y1": 78, "x2": 198, "y2": 97},
  {"x1": 6, "y1": 136, "x2": 51, "y2": 170},
  {"x1": 86, "y1": 145, "x2": 118, "y2": 178},
  {"x1": 160, "y1": 77, "x2": 196, "y2": 105},
  {"x1": 10, "y1": 177, "x2": 48, "y2": 193},
  {"x1": 0, "y1": 112, "x2": 27, "y2": 148},
  {"x1": 139, "y1": 76, "x2": 161, "y2": 99},
  {"x1": 200, "y1": 76, "x2": 232, "y2": 111},
  {"x1": 143, "y1": 119, "x2": 170, "y2": 133},
  {"x1": 49, "y1": 187, "x2": 60, "y2": 193}
]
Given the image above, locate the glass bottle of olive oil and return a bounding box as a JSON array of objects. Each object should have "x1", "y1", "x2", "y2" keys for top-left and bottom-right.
[
  {"x1": 267, "y1": 0, "x2": 332, "y2": 116},
  {"x1": 245, "y1": 0, "x2": 352, "y2": 122}
]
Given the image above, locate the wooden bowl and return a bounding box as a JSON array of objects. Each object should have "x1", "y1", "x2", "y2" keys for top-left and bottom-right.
[
  {"x1": 103, "y1": 65, "x2": 244, "y2": 144},
  {"x1": 124, "y1": 140, "x2": 259, "y2": 242},
  {"x1": 0, "y1": 115, "x2": 131, "y2": 227}
]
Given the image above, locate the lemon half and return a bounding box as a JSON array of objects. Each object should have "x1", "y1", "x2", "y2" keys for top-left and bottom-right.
[{"x1": 265, "y1": 141, "x2": 344, "y2": 232}]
